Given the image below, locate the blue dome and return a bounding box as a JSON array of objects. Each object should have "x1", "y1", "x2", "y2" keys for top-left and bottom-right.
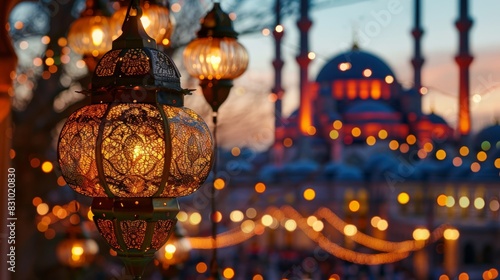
[
  {"x1": 474, "y1": 124, "x2": 500, "y2": 150},
  {"x1": 423, "y1": 113, "x2": 448, "y2": 125},
  {"x1": 344, "y1": 100, "x2": 402, "y2": 124},
  {"x1": 316, "y1": 49, "x2": 396, "y2": 82},
  {"x1": 346, "y1": 100, "x2": 396, "y2": 114}
]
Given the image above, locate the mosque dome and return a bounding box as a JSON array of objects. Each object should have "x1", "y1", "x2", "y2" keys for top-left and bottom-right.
[
  {"x1": 323, "y1": 162, "x2": 363, "y2": 181},
  {"x1": 474, "y1": 123, "x2": 500, "y2": 150},
  {"x1": 316, "y1": 49, "x2": 396, "y2": 82},
  {"x1": 345, "y1": 100, "x2": 402, "y2": 124},
  {"x1": 422, "y1": 112, "x2": 448, "y2": 125}
]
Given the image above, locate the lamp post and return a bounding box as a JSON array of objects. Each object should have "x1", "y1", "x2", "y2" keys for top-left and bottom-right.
[
  {"x1": 183, "y1": 2, "x2": 248, "y2": 278},
  {"x1": 57, "y1": 0, "x2": 214, "y2": 278}
]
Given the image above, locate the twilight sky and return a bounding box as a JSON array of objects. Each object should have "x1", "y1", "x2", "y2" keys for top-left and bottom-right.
[{"x1": 196, "y1": 0, "x2": 500, "y2": 150}]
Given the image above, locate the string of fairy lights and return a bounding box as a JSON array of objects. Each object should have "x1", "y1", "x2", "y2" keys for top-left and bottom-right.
[{"x1": 32, "y1": 192, "x2": 500, "y2": 279}]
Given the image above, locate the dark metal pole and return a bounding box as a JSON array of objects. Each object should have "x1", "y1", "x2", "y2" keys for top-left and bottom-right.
[
  {"x1": 411, "y1": 0, "x2": 424, "y2": 92},
  {"x1": 272, "y1": 0, "x2": 285, "y2": 165},
  {"x1": 209, "y1": 112, "x2": 220, "y2": 280}
]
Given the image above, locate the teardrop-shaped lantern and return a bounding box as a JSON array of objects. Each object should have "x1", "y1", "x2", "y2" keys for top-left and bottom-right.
[{"x1": 183, "y1": 3, "x2": 248, "y2": 112}]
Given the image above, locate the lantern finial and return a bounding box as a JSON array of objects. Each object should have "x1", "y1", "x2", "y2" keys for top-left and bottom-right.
[{"x1": 197, "y1": 3, "x2": 238, "y2": 39}]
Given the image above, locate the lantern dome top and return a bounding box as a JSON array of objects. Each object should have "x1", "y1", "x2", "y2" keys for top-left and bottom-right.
[
  {"x1": 197, "y1": 3, "x2": 238, "y2": 38},
  {"x1": 89, "y1": 12, "x2": 187, "y2": 104}
]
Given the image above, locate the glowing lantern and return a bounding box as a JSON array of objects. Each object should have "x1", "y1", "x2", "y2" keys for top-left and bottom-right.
[
  {"x1": 67, "y1": 0, "x2": 113, "y2": 57},
  {"x1": 57, "y1": 0, "x2": 213, "y2": 278},
  {"x1": 183, "y1": 3, "x2": 248, "y2": 112}
]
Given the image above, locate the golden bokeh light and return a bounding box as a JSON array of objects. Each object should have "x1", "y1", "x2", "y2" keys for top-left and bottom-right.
[
  {"x1": 397, "y1": 192, "x2": 410, "y2": 205},
  {"x1": 344, "y1": 224, "x2": 357, "y2": 236},
  {"x1": 443, "y1": 228, "x2": 459, "y2": 240},
  {"x1": 348, "y1": 200, "x2": 360, "y2": 212},
  {"x1": 230, "y1": 210, "x2": 244, "y2": 222},
  {"x1": 254, "y1": 182, "x2": 266, "y2": 194},
  {"x1": 223, "y1": 268, "x2": 235, "y2": 279},
  {"x1": 303, "y1": 188, "x2": 316, "y2": 201},
  {"x1": 412, "y1": 228, "x2": 430, "y2": 241}
]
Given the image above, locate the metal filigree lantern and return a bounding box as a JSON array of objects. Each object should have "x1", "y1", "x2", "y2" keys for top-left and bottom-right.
[
  {"x1": 57, "y1": 1, "x2": 213, "y2": 278},
  {"x1": 183, "y1": 3, "x2": 248, "y2": 112}
]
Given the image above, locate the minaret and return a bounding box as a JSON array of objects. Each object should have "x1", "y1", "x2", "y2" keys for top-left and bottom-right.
[
  {"x1": 272, "y1": 0, "x2": 285, "y2": 165},
  {"x1": 455, "y1": 0, "x2": 473, "y2": 140},
  {"x1": 296, "y1": 0, "x2": 312, "y2": 136},
  {"x1": 411, "y1": 0, "x2": 424, "y2": 91}
]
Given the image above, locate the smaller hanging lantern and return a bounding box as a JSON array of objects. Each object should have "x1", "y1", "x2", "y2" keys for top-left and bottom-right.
[
  {"x1": 56, "y1": 225, "x2": 99, "y2": 268},
  {"x1": 111, "y1": 0, "x2": 176, "y2": 47},
  {"x1": 183, "y1": 3, "x2": 249, "y2": 112},
  {"x1": 68, "y1": 0, "x2": 113, "y2": 57}
]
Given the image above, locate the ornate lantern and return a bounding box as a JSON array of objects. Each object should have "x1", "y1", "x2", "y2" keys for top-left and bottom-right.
[
  {"x1": 67, "y1": 0, "x2": 113, "y2": 57},
  {"x1": 112, "y1": 0, "x2": 175, "y2": 47},
  {"x1": 183, "y1": 3, "x2": 249, "y2": 112},
  {"x1": 57, "y1": 0, "x2": 213, "y2": 278},
  {"x1": 56, "y1": 226, "x2": 99, "y2": 268}
]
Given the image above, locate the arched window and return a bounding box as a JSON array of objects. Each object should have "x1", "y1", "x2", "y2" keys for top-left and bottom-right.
[
  {"x1": 359, "y1": 80, "x2": 369, "y2": 99},
  {"x1": 371, "y1": 80, "x2": 381, "y2": 99},
  {"x1": 347, "y1": 80, "x2": 357, "y2": 99},
  {"x1": 333, "y1": 80, "x2": 344, "y2": 99}
]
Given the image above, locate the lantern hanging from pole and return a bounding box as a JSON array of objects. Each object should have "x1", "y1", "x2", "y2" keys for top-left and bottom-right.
[
  {"x1": 183, "y1": 3, "x2": 249, "y2": 112},
  {"x1": 57, "y1": 0, "x2": 213, "y2": 278}
]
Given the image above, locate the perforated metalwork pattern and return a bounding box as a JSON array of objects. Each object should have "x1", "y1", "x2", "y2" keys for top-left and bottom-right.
[
  {"x1": 152, "y1": 50, "x2": 179, "y2": 82},
  {"x1": 121, "y1": 49, "x2": 151, "y2": 76},
  {"x1": 161, "y1": 106, "x2": 213, "y2": 197},
  {"x1": 58, "y1": 104, "x2": 108, "y2": 197},
  {"x1": 150, "y1": 220, "x2": 175, "y2": 250},
  {"x1": 120, "y1": 220, "x2": 147, "y2": 250},
  {"x1": 59, "y1": 102, "x2": 213, "y2": 198},
  {"x1": 95, "y1": 50, "x2": 121, "y2": 77},
  {"x1": 102, "y1": 104, "x2": 165, "y2": 197},
  {"x1": 96, "y1": 219, "x2": 121, "y2": 251}
]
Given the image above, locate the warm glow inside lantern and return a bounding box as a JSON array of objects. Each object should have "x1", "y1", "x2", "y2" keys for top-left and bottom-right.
[
  {"x1": 183, "y1": 3, "x2": 248, "y2": 112},
  {"x1": 67, "y1": 0, "x2": 113, "y2": 57},
  {"x1": 183, "y1": 36, "x2": 248, "y2": 80},
  {"x1": 58, "y1": 1, "x2": 213, "y2": 278}
]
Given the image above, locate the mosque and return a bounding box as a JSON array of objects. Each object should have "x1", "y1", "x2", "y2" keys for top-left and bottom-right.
[{"x1": 211, "y1": 0, "x2": 500, "y2": 278}]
